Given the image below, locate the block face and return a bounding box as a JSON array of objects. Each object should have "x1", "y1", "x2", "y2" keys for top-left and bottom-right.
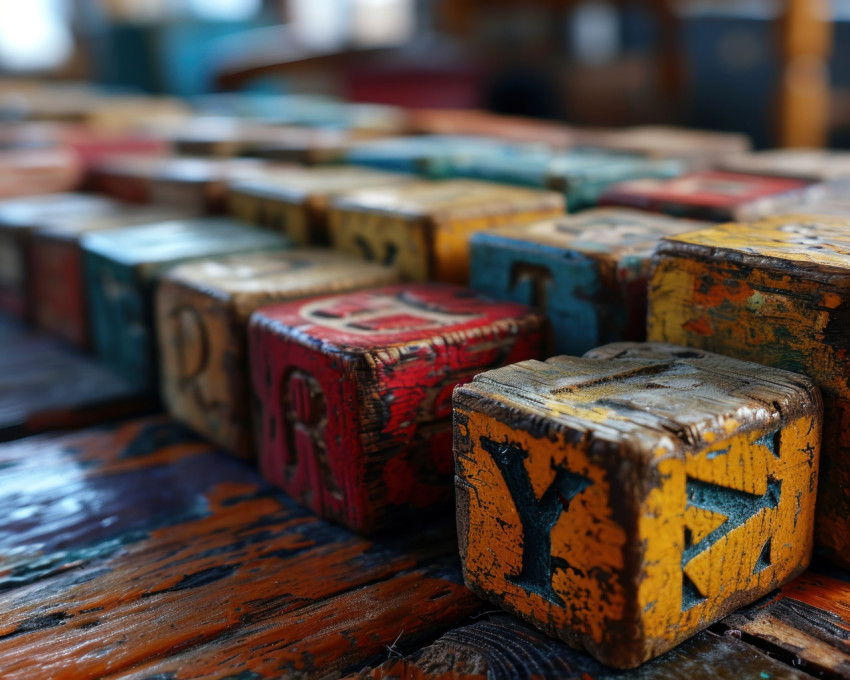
[
  {"x1": 454, "y1": 344, "x2": 820, "y2": 667},
  {"x1": 648, "y1": 214, "x2": 850, "y2": 567},
  {"x1": 149, "y1": 158, "x2": 267, "y2": 213},
  {"x1": 84, "y1": 218, "x2": 291, "y2": 391},
  {"x1": 0, "y1": 193, "x2": 115, "y2": 318},
  {"x1": 470, "y1": 209, "x2": 703, "y2": 355},
  {"x1": 600, "y1": 171, "x2": 816, "y2": 221},
  {"x1": 251, "y1": 283, "x2": 547, "y2": 532},
  {"x1": 329, "y1": 180, "x2": 565, "y2": 284},
  {"x1": 228, "y1": 166, "x2": 415, "y2": 245},
  {"x1": 156, "y1": 250, "x2": 398, "y2": 457}
]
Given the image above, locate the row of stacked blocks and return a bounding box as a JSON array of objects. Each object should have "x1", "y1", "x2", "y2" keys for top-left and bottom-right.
[{"x1": 0, "y1": 173, "x2": 844, "y2": 668}]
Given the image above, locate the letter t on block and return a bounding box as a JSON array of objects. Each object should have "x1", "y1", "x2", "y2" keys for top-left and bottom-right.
[{"x1": 453, "y1": 342, "x2": 821, "y2": 668}]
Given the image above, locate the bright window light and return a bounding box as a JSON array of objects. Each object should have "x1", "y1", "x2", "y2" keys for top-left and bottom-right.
[
  {"x1": 0, "y1": 0, "x2": 72, "y2": 71},
  {"x1": 185, "y1": 0, "x2": 261, "y2": 21}
]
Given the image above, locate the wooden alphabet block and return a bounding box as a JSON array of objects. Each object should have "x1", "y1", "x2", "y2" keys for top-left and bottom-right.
[
  {"x1": 251, "y1": 283, "x2": 548, "y2": 533},
  {"x1": 82, "y1": 217, "x2": 292, "y2": 392},
  {"x1": 470, "y1": 209, "x2": 705, "y2": 355},
  {"x1": 30, "y1": 207, "x2": 194, "y2": 348},
  {"x1": 156, "y1": 250, "x2": 399, "y2": 458},
  {"x1": 90, "y1": 154, "x2": 170, "y2": 204},
  {"x1": 648, "y1": 214, "x2": 850, "y2": 568},
  {"x1": 454, "y1": 148, "x2": 683, "y2": 212},
  {"x1": 149, "y1": 157, "x2": 270, "y2": 213},
  {"x1": 600, "y1": 171, "x2": 817, "y2": 221},
  {"x1": 0, "y1": 192, "x2": 117, "y2": 319},
  {"x1": 0, "y1": 147, "x2": 82, "y2": 198},
  {"x1": 329, "y1": 180, "x2": 565, "y2": 284},
  {"x1": 228, "y1": 166, "x2": 415, "y2": 245},
  {"x1": 716, "y1": 148, "x2": 850, "y2": 182},
  {"x1": 454, "y1": 342, "x2": 821, "y2": 668}
]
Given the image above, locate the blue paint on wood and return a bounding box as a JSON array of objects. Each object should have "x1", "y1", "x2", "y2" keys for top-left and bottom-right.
[{"x1": 470, "y1": 232, "x2": 611, "y2": 356}]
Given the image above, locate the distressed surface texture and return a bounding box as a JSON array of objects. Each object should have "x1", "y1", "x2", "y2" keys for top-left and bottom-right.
[
  {"x1": 453, "y1": 342, "x2": 821, "y2": 667},
  {"x1": 30, "y1": 207, "x2": 193, "y2": 349},
  {"x1": 469, "y1": 208, "x2": 704, "y2": 355},
  {"x1": 599, "y1": 171, "x2": 817, "y2": 222},
  {"x1": 648, "y1": 214, "x2": 850, "y2": 567},
  {"x1": 156, "y1": 249, "x2": 398, "y2": 457},
  {"x1": 328, "y1": 179, "x2": 565, "y2": 284},
  {"x1": 0, "y1": 193, "x2": 116, "y2": 319},
  {"x1": 251, "y1": 283, "x2": 548, "y2": 533},
  {"x1": 228, "y1": 165, "x2": 415, "y2": 245},
  {"x1": 82, "y1": 218, "x2": 291, "y2": 391},
  {"x1": 0, "y1": 416, "x2": 481, "y2": 679}
]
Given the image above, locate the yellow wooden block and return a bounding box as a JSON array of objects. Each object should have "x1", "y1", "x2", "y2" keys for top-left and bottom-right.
[
  {"x1": 648, "y1": 213, "x2": 850, "y2": 567},
  {"x1": 227, "y1": 165, "x2": 415, "y2": 245},
  {"x1": 329, "y1": 180, "x2": 565, "y2": 284},
  {"x1": 156, "y1": 249, "x2": 399, "y2": 457},
  {"x1": 454, "y1": 342, "x2": 820, "y2": 668}
]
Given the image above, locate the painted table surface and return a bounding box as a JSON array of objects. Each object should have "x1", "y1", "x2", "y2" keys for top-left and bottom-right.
[
  {"x1": 0, "y1": 354, "x2": 849, "y2": 678},
  {"x1": 0, "y1": 317, "x2": 152, "y2": 441}
]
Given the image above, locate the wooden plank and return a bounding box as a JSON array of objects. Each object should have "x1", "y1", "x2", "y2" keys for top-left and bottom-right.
[
  {"x1": 228, "y1": 165, "x2": 415, "y2": 245},
  {"x1": 599, "y1": 171, "x2": 818, "y2": 222},
  {"x1": 454, "y1": 343, "x2": 821, "y2": 667},
  {"x1": 329, "y1": 179, "x2": 564, "y2": 284},
  {"x1": 349, "y1": 614, "x2": 812, "y2": 680},
  {"x1": 469, "y1": 208, "x2": 705, "y2": 355},
  {"x1": 81, "y1": 217, "x2": 292, "y2": 391},
  {"x1": 648, "y1": 214, "x2": 850, "y2": 568},
  {"x1": 0, "y1": 318, "x2": 153, "y2": 441},
  {"x1": 0, "y1": 416, "x2": 481, "y2": 679},
  {"x1": 156, "y1": 249, "x2": 398, "y2": 457},
  {"x1": 250, "y1": 282, "x2": 548, "y2": 533},
  {"x1": 719, "y1": 569, "x2": 850, "y2": 678}
]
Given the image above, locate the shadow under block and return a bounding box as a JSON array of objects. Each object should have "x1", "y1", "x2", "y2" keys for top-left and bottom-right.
[
  {"x1": 156, "y1": 250, "x2": 399, "y2": 458},
  {"x1": 227, "y1": 165, "x2": 415, "y2": 245},
  {"x1": 453, "y1": 342, "x2": 821, "y2": 668},
  {"x1": 599, "y1": 171, "x2": 817, "y2": 222},
  {"x1": 250, "y1": 283, "x2": 548, "y2": 534},
  {"x1": 329, "y1": 179, "x2": 565, "y2": 284},
  {"x1": 0, "y1": 317, "x2": 151, "y2": 441},
  {"x1": 82, "y1": 218, "x2": 292, "y2": 393},
  {"x1": 31, "y1": 207, "x2": 195, "y2": 349},
  {"x1": 469, "y1": 209, "x2": 705, "y2": 356},
  {"x1": 0, "y1": 193, "x2": 117, "y2": 318},
  {"x1": 0, "y1": 416, "x2": 480, "y2": 679},
  {"x1": 648, "y1": 214, "x2": 850, "y2": 568}
]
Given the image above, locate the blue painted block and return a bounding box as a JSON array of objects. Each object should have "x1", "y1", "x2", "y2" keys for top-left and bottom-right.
[
  {"x1": 469, "y1": 208, "x2": 703, "y2": 355},
  {"x1": 82, "y1": 217, "x2": 292, "y2": 392}
]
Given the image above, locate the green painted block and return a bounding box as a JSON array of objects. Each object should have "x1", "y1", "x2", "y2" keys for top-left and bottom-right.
[{"x1": 82, "y1": 217, "x2": 292, "y2": 391}]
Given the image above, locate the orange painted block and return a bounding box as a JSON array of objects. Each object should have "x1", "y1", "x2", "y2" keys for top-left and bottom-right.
[
  {"x1": 453, "y1": 342, "x2": 821, "y2": 668},
  {"x1": 228, "y1": 165, "x2": 415, "y2": 245},
  {"x1": 648, "y1": 214, "x2": 850, "y2": 568},
  {"x1": 156, "y1": 250, "x2": 399, "y2": 458},
  {"x1": 328, "y1": 179, "x2": 565, "y2": 284},
  {"x1": 30, "y1": 206, "x2": 194, "y2": 348}
]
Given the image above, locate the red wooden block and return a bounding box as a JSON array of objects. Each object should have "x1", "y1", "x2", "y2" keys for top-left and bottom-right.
[
  {"x1": 250, "y1": 283, "x2": 548, "y2": 533},
  {"x1": 599, "y1": 171, "x2": 817, "y2": 221}
]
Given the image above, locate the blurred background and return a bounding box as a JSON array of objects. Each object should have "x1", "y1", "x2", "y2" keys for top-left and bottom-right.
[{"x1": 0, "y1": 0, "x2": 844, "y2": 149}]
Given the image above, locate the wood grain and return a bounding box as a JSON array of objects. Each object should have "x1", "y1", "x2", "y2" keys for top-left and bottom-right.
[
  {"x1": 0, "y1": 415, "x2": 481, "y2": 679},
  {"x1": 454, "y1": 342, "x2": 821, "y2": 667}
]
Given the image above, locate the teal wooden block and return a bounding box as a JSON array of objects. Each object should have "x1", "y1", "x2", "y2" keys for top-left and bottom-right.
[
  {"x1": 469, "y1": 208, "x2": 702, "y2": 355},
  {"x1": 82, "y1": 217, "x2": 292, "y2": 392},
  {"x1": 453, "y1": 148, "x2": 684, "y2": 212}
]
